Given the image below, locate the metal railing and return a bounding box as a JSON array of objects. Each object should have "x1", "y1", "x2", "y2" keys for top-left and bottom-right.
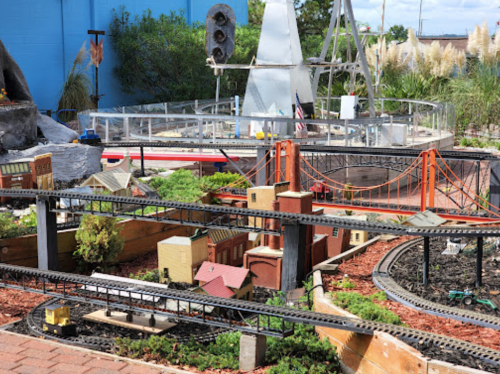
[{"x1": 79, "y1": 97, "x2": 455, "y2": 148}]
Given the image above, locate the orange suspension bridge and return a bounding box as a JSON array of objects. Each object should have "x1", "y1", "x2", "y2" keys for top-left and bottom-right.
[{"x1": 214, "y1": 141, "x2": 499, "y2": 223}]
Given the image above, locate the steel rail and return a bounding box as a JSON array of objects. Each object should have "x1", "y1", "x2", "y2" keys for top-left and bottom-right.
[
  {"x1": 373, "y1": 238, "x2": 500, "y2": 330},
  {"x1": 4, "y1": 189, "x2": 500, "y2": 236},
  {"x1": 2, "y1": 263, "x2": 500, "y2": 365},
  {"x1": 26, "y1": 298, "x2": 228, "y2": 350}
]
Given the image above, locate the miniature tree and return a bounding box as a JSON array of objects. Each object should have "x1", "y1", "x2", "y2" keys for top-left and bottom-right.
[{"x1": 74, "y1": 215, "x2": 124, "y2": 271}]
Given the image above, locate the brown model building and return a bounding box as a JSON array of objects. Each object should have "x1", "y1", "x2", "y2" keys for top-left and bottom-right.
[
  {"x1": 244, "y1": 144, "x2": 350, "y2": 290},
  {"x1": 207, "y1": 229, "x2": 248, "y2": 267},
  {"x1": 0, "y1": 154, "x2": 54, "y2": 202}
]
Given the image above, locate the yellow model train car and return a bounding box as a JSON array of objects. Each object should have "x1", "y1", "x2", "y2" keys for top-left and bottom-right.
[{"x1": 43, "y1": 304, "x2": 77, "y2": 336}]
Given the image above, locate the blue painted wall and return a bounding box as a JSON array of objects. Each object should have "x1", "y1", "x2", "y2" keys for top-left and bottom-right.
[{"x1": 0, "y1": 0, "x2": 248, "y2": 111}]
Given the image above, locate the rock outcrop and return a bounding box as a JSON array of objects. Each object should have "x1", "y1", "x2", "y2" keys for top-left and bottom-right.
[
  {"x1": 36, "y1": 112, "x2": 79, "y2": 144},
  {"x1": 0, "y1": 39, "x2": 37, "y2": 148}
]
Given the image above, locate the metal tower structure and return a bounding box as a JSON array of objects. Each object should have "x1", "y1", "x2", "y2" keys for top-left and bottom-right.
[{"x1": 311, "y1": 0, "x2": 376, "y2": 119}]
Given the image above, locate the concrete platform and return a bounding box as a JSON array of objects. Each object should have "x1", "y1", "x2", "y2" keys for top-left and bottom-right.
[{"x1": 83, "y1": 310, "x2": 176, "y2": 334}]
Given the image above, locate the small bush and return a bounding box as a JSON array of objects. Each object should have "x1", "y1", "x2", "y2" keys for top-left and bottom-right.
[
  {"x1": 74, "y1": 215, "x2": 125, "y2": 271},
  {"x1": 459, "y1": 137, "x2": 471, "y2": 147},
  {"x1": 333, "y1": 292, "x2": 402, "y2": 325},
  {"x1": 0, "y1": 213, "x2": 32, "y2": 239},
  {"x1": 129, "y1": 269, "x2": 162, "y2": 283},
  {"x1": 335, "y1": 278, "x2": 356, "y2": 289}
]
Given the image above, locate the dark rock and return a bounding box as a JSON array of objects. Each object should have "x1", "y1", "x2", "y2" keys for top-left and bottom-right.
[
  {"x1": 0, "y1": 39, "x2": 33, "y2": 102},
  {"x1": 0, "y1": 39, "x2": 37, "y2": 148},
  {"x1": 0, "y1": 101, "x2": 37, "y2": 148}
]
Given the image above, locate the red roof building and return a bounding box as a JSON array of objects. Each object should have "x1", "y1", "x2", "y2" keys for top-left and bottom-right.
[{"x1": 194, "y1": 262, "x2": 255, "y2": 301}]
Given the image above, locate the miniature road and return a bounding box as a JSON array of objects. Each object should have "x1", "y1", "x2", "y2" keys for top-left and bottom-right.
[{"x1": 0, "y1": 330, "x2": 191, "y2": 374}]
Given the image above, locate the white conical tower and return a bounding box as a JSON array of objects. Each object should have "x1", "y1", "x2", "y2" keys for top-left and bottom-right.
[{"x1": 242, "y1": 0, "x2": 313, "y2": 136}]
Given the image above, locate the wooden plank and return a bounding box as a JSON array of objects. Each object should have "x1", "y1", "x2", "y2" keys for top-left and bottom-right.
[{"x1": 83, "y1": 310, "x2": 176, "y2": 334}]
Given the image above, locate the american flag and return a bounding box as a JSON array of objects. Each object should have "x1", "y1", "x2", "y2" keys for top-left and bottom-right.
[{"x1": 295, "y1": 93, "x2": 308, "y2": 138}]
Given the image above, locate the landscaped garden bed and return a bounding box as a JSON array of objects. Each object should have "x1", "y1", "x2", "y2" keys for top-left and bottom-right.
[
  {"x1": 391, "y1": 237, "x2": 500, "y2": 317},
  {"x1": 322, "y1": 235, "x2": 500, "y2": 373}
]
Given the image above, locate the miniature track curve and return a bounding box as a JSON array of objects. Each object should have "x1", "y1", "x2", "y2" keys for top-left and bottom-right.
[
  {"x1": 2, "y1": 264, "x2": 500, "y2": 368},
  {"x1": 26, "y1": 298, "x2": 231, "y2": 350},
  {"x1": 373, "y1": 238, "x2": 500, "y2": 330}
]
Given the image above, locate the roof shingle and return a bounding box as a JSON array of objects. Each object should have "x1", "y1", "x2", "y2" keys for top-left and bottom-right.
[{"x1": 195, "y1": 262, "x2": 250, "y2": 289}]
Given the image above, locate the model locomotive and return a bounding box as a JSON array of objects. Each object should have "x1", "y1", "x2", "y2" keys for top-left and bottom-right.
[{"x1": 43, "y1": 304, "x2": 77, "y2": 336}]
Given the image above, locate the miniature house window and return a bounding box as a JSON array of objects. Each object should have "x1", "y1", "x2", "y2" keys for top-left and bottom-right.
[
  {"x1": 217, "y1": 253, "x2": 222, "y2": 263},
  {"x1": 238, "y1": 244, "x2": 243, "y2": 258},
  {"x1": 42, "y1": 164, "x2": 45, "y2": 172},
  {"x1": 251, "y1": 193, "x2": 256, "y2": 203},
  {"x1": 37, "y1": 166, "x2": 41, "y2": 174},
  {"x1": 223, "y1": 250, "x2": 227, "y2": 264},
  {"x1": 233, "y1": 247, "x2": 237, "y2": 260},
  {"x1": 355, "y1": 233, "x2": 360, "y2": 240},
  {"x1": 163, "y1": 268, "x2": 169, "y2": 279},
  {"x1": 48, "y1": 163, "x2": 51, "y2": 171},
  {"x1": 332, "y1": 228, "x2": 339, "y2": 237}
]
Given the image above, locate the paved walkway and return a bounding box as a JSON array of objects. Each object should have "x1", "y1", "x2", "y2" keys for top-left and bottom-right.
[{"x1": 0, "y1": 330, "x2": 190, "y2": 374}]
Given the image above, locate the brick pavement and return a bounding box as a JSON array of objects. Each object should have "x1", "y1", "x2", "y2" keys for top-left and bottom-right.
[{"x1": 0, "y1": 331, "x2": 192, "y2": 374}]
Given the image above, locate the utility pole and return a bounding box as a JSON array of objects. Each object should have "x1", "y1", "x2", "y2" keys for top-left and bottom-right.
[{"x1": 418, "y1": 0, "x2": 424, "y2": 37}]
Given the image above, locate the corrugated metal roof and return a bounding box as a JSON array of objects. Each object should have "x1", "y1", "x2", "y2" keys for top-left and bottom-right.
[
  {"x1": 200, "y1": 276, "x2": 235, "y2": 298},
  {"x1": 403, "y1": 210, "x2": 447, "y2": 227},
  {"x1": 208, "y1": 229, "x2": 246, "y2": 244},
  {"x1": 134, "y1": 182, "x2": 159, "y2": 199},
  {"x1": 82, "y1": 169, "x2": 133, "y2": 192},
  {"x1": 195, "y1": 261, "x2": 250, "y2": 289},
  {"x1": 60, "y1": 186, "x2": 93, "y2": 208}
]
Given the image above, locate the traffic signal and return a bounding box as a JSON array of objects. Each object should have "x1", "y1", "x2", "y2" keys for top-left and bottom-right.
[{"x1": 205, "y1": 4, "x2": 236, "y2": 64}]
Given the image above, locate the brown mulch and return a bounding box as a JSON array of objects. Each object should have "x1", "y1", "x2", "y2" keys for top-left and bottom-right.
[
  {"x1": 112, "y1": 250, "x2": 159, "y2": 278},
  {"x1": 0, "y1": 288, "x2": 49, "y2": 326},
  {"x1": 323, "y1": 235, "x2": 500, "y2": 352}
]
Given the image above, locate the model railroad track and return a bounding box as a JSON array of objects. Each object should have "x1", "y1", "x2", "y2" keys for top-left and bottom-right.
[
  {"x1": 26, "y1": 298, "x2": 232, "y2": 350},
  {"x1": 373, "y1": 238, "x2": 500, "y2": 330},
  {"x1": 100, "y1": 141, "x2": 498, "y2": 160},
  {"x1": 4, "y1": 188, "x2": 500, "y2": 236},
  {"x1": 27, "y1": 298, "x2": 113, "y2": 351},
  {"x1": 1, "y1": 264, "x2": 500, "y2": 368}
]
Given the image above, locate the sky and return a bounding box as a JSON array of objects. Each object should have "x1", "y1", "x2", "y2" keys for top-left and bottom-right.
[{"x1": 351, "y1": 0, "x2": 500, "y2": 36}]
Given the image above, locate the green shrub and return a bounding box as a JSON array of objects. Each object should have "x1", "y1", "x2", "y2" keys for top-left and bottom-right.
[
  {"x1": 460, "y1": 137, "x2": 471, "y2": 147},
  {"x1": 115, "y1": 277, "x2": 341, "y2": 373},
  {"x1": 149, "y1": 169, "x2": 205, "y2": 203},
  {"x1": 335, "y1": 278, "x2": 356, "y2": 289},
  {"x1": 129, "y1": 269, "x2": 162, "y2": 283},
  {"x1": 18, "y1": 206, "x2": 37, "y2": 227},
  {"x1": 333, "y1": 292, "x2": 402, "y2": 325},
  {"x1": 148, "y1": 169, "x2": 249, "y2": 203},
  {"x1": 74, "y1": 215, "x2": 125, "y2": 271},
  {"x1": 204, "y1": 171, "x2": 250, "y2": 189},
  {"x1": 0, "y1": 213, "x2": 32, "y2": 239}
]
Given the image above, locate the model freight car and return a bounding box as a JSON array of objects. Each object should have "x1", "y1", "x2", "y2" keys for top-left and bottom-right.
[
  {"x1": 43, "y1": 304, "x2": 77, "y2": 336},
  {"x1": 78, "y1": 129, "x2": 101, "y2": 145}
]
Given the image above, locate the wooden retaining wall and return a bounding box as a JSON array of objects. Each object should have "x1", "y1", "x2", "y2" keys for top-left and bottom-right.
[
  {"x1": 0, "y1": 219, "x2": 193, "y2": 272},
  {"x1": 313, "y1": 272, "x2": 489, "y2": 374}
]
